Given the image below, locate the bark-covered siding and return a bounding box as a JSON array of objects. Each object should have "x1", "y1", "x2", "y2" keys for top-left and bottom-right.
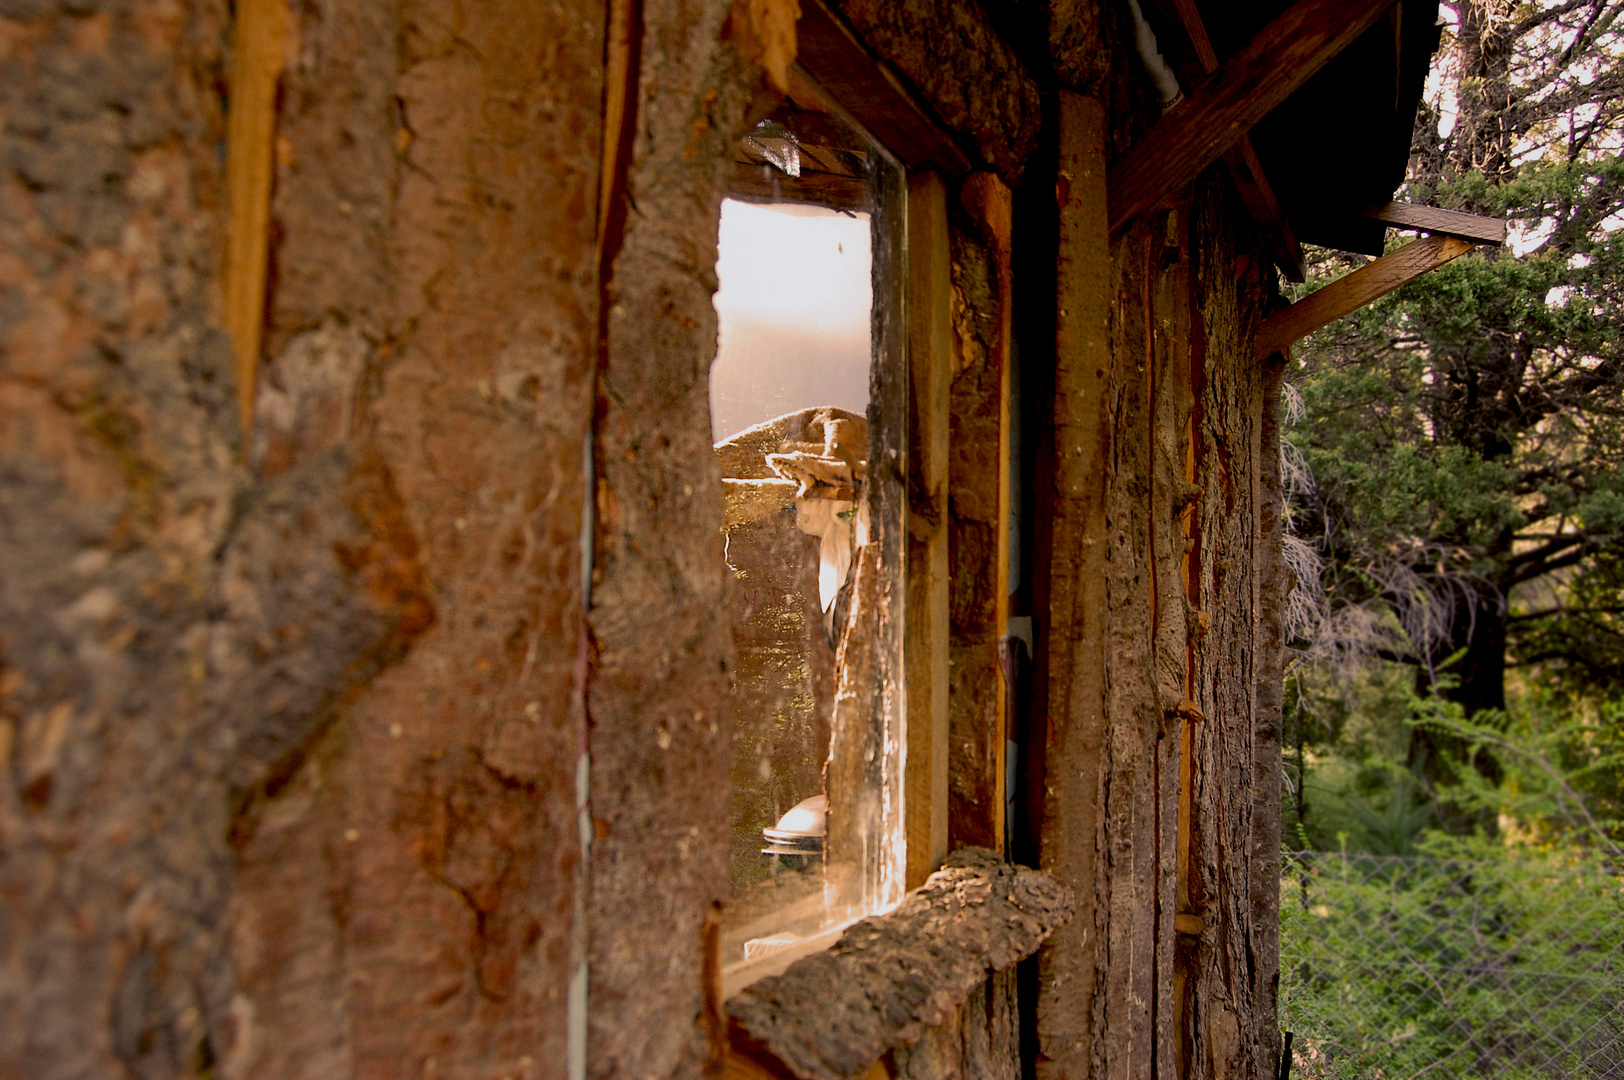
[
  {"x1": 1, "y1": 5, "x2": 245, "y2": 1075},
  {"x1": 0, "y1": 0, "x2": 605, "y2": 1076},
  {"x1": 1183, "y1": 183, "x2": 1286, "y2": 1080},
  {"x1": 1034, "y1": 98, "x2": 1286, "y2": 1080},
  {"x1": 230, "y1": 1, "x2": 606, "y2": 1077},
  {"x1": 0, "y1": 2, "x2": 1295, "y2": 1078},
  {"x1": 585, "y1": 0, "x2": 756, "y2": 1074}
]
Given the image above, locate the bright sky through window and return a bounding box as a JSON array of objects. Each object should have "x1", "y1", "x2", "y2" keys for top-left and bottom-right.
[{"x1": 710, "y1": 199, "x2": 872, "y2": 440}]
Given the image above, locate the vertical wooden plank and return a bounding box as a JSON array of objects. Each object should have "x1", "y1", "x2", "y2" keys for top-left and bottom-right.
[
  {"x1": 1251, "y1": 353, "x2": 1289, "y2": 1080},
  {"x1": 1035, "y1": 90, "x2": 1112, "y2": 1080},
  {"x1": 1096, "y1": 214, "x2": 1159, "y2": 1080},
  {"x1": 965, "y1": 171, "x2": 1013, "y2": 853},
  {"x1": 1173, "y1": 204, "x2": 1208, "y2": 1080},
  {"x1": 905, "y1": 172, "x2": 952, "y2": 890},
  {"x1": 947, "y1": 173, "x2": 1013, "y2": 854},
  {"x1": 224, "y1": 0, "x2": 289, "y2": 438},
  {"x1": 1151, "y1": 207, "x2": 1195, "y2": 1080},
  {"x1": 1185, "y1": 191, "x2": 1284, "y2": 1080}
]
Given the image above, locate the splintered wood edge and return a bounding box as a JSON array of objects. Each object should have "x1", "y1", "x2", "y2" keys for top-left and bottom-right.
[
  {"x1": 224, "y1": 0, "x2": 289, "y2": 439},
  {"x1": 725, "y1": 848, "x2": 1075, "y2": 1080}
]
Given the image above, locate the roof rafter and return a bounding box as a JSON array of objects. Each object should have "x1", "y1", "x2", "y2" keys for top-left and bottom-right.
[
  {"x1": 1108, "y1": 0, "x2": 1401, "y2": 238},
  {"x1": 1136, "y1": 0, "x2": 1306, "y2": 279}
]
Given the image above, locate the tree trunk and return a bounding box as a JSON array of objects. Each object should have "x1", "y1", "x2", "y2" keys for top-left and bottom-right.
[{"x1": 1411, "y1": 594, "x2": 1509, "y2": 829}]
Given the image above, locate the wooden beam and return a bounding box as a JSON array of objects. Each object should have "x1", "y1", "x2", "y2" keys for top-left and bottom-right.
[
  {"x1": 1138, "y1": 0, "x2": 1305, "y2": 279},
  {"x1": 223, "y1": 0, "x2": 289, "y2": 440},
  {"x1": 904, "y1": 171, "x2": 952, "y2": 890},
  {"x1": 1036, "y1": 91, "x2": 1114, "y2": 1080},
  {"x1": 1226, "y1": 140, "x2": 1304, "y2": 281},
  {"x1": 1254, "y1": 234, "x2": 1477, "y2": 357},
  {"x1": 727, "y1": 163, "x2": 869, "y2": 211},
  {"x1": 1359, "y1": 200, "x2": 1507, "y2": 245},
  {"x1": 728, "y1": 850, "x2": 1072, "y2": 1080},
  {"x1": 1108, "y1": 0, "x2": 1399, "y2": 238},
  {"x1": 790, "y1": 0, "x2": 974, "y2": 175}
]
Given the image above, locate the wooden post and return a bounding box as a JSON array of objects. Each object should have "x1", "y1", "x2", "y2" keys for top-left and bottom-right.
[
  {"x1": 946, "y1": 172, "x2": 1014, "y2": 854},
  {"x1": 1035, "y1": 90, "x2": 1114, "y2": 1080},
  {"x1": 1254, "y1": 234, "x2": 1477, "y2": 357},
  {"x1": 223, "y1": 0, "x2": 289, "y2": 440},
  {"x1": 905, "y1": 171, "x2": 952, "y2": 890}
]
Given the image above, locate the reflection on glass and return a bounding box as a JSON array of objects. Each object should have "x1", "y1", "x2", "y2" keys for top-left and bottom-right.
[{"x1": 711, "y1": 101, "x2": 903, "y2": 985}]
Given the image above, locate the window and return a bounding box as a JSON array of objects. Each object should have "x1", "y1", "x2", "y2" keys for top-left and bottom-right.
[{"x1": 712, "y1": 88, "x2": 908, "y2": 992}]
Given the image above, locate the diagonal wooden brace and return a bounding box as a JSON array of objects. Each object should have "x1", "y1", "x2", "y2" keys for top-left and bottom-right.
[
  {"x1": 1254, "y1": 235, "x2": 1478, "y2": 358},
  {"x1": 1108, "y1": 0, "x2": 1400, "y2": 238}
]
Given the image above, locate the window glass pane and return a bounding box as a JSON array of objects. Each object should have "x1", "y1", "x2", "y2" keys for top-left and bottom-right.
[{"x1": 712, "y1": 98, "x2": 905, "y2": 988}]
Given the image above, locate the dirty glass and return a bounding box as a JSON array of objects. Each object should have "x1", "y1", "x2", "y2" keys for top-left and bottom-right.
[{"x1": 711, "y1": 92, "x2": 907, "y2": 990}]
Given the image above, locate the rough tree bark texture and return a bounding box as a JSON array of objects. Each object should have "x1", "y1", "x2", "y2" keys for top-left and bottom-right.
[
  {"x1": 832, "y1": 0, "x2": 1041, "y2": 184},
  {"x1": 1036, "y1": 93, "x2": 1285, "y2": 1080},
  {"x1": 1, "y1": 5, "x2": 248, "y2": 1075},
  {"x1": 585, "y1": 0, "x2": 758, "y2": 1076},
  {"x1": 728, "y1": 848, "x2": 1073, "y2": 1080},
  {"x1": 229, "y1": 2, "x2": 607, "y2": 1078},
  {"x1": 1181, "y1": 186, "x2": 1286, "y2": 1080},
  {"x1": 1, "y1": 1, "x2": 605, "y2": 1078}
]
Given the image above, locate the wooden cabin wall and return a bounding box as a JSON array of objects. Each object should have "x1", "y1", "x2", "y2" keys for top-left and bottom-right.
[
  {"x1": 230, "y1": 2, "x2": 606, "y2": 1078},
  {"x1": 0, "y1": 0, "x2": 736, "y2": 1077},
  {"x1": 0, "y1": 0, "x2": 617, "y2": 1074},
  {"x1": 585, "y1": 0, "x2": 758, "y2": 1075},
  {"x1": 0, "y1": 2, "x2": 1289, "y2": 1079},
  {"x1": 1035, "y1": 93, "x2": 1287, "y2": 1080},
  {"x1": 1030, "y1": 7, "x2": 1288, "y2": 1077}
]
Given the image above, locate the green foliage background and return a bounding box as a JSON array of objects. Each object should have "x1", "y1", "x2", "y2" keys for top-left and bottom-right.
[{"x1": 1277, "y1": 0, "x2": 1624, "y2": 1072}]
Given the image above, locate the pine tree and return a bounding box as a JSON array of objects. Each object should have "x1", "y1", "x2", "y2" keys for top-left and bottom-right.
[{"x1": 1288, "y1": 0, "x2": 1624, "y2": 786}]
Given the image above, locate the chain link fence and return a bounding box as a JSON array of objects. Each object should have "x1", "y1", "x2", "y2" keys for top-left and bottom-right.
[{"x1": 1280, "y1": 848, "x2": 1624, "y2": 1079}]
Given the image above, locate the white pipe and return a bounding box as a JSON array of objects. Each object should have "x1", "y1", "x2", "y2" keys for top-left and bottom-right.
[{"x1": 1126, "y1": 0, "x2": 1184, "y2": 111}]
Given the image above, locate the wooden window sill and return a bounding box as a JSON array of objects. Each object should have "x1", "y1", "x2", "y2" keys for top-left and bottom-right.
[{"x1": 722, "y1": 847, "x2": 1074, "y2": 1080}]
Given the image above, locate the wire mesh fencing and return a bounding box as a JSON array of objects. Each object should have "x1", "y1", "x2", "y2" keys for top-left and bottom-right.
[{"x1": 1280, "y1": 848, "x2": 1624, "y2": 1080}]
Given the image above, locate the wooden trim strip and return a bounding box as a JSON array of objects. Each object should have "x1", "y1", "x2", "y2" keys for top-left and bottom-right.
[
  {"x1": 224, "y1": 0, "x2": 290, "y2": 441},
  {"x1": 1359, "y1": 200, "x2": 1508, "y2": 245},
  {"x1": 1254, "y1": 234, "x2": 1477, "y2": 357},
  {"x1": 903, "y1": 171, "x2": 952, "y2": 890},
  {"x1": 1107, "y1": 0, "x2": 1399, "y2": 238},
  {"x1": 1035, "y1": 91, "x2": 1114, "y2": 1078}
]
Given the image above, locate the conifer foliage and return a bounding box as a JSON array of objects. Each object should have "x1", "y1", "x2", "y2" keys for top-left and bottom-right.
[{"x1": 1288, "y1": 0, "x2": 1624, "y2": 719}]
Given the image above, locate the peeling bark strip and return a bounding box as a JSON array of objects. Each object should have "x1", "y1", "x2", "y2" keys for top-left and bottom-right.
[{"x1": 727, "y1": 849, "x2": 1074, "y2": 1080}]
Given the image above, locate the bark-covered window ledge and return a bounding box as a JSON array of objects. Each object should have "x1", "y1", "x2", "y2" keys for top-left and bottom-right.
[{"x1": 724, "y1": 848, "x2": 1075, "y2": 1080}]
